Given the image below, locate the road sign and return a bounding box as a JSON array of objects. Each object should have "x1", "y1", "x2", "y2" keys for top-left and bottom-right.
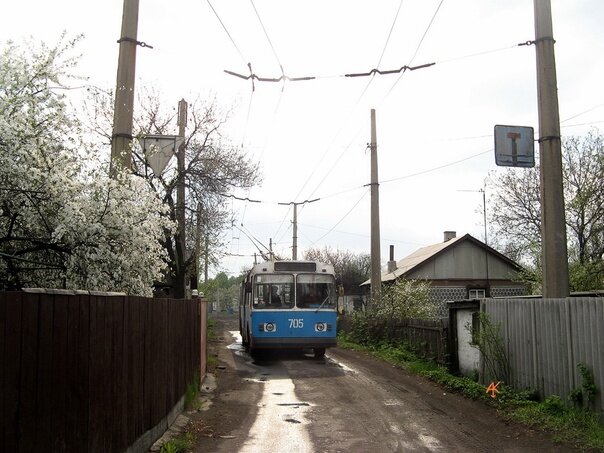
[
  {"x1": 138, "y1": 135, "x2": 183, "y2": 175},
  {"x1": 494, "y1": 125, "x2": 535, "y2": 168}
]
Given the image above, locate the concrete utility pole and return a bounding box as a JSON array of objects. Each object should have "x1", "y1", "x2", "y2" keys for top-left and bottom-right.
[
  {"x1": 534, "y1": 0, "x2": 569, "y2": 297},
  {"x1": 278, "y1": 199, "x2": 319, "y2": 260},
  {"x1": 369, "y1": 109, "x2": 381, "y2": 309},
  {"x1": 110, "y1": 0, "x2": 140, "y2": 172},
  {"x1": 175, "y1": 99, "x2": 188, "y2": 298},
  {"x1": 194, "y1": 204, "x2": 203, "y2": 291},
  {"x1": 292, "y1": 204, "x2": 298, "y2": 260}
]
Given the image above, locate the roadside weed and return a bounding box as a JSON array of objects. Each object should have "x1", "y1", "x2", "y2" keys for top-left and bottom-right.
[{"x1": 160, "y1": 432, "x2": 194, "y2": 453}]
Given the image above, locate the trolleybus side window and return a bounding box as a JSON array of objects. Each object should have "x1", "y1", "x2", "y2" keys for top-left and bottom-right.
[
  {"x1": 253, "y1": 274, "x2": 293, "y2": 309},
  {"x1": 296, "y1": 274, "x2": 337, "y2": 309}
]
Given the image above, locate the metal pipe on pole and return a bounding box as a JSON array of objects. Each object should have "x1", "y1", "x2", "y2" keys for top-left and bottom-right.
[
  {"x1": 110, "y1": 0, "x2": 139, "y2": 173},
  {"x1": 534, "y1": 0, "x2": 569, "y2": 297},
  {"x1": 369, "y1": 109, "x2": 381, "y2": 309}
]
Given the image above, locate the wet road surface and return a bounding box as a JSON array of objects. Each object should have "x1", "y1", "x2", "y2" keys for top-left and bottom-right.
[{"x1": 191, "y1": 317, "x2": 579, "y2": 452}]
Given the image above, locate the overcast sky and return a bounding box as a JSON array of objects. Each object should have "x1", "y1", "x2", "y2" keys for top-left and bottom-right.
[{"x1": 3, "y1": 0, "x2": 604, "y2": 277}]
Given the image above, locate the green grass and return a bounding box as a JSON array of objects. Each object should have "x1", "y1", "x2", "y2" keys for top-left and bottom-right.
[
  {"x1": 184, "y1": 373, "x2": 202, "y2": 411},
  {"x1": 207, "y1": 353, "x2": 218, "y2": 369},
  {"x1": 160, "y1": 432, "x2": 194, "y2": 453},
  {"x1": 207, "y1": 317, "x2": 217, "y2": 340},
  {"x1": 508, "y1": 397, "x2": 604, "y2": 449},
  {"x1": 337, "y1": 331, "x2": 604, "y2": 451}
]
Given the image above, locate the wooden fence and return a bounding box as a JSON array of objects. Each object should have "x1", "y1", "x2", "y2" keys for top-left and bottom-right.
[
  {"x1": 0, "y1": 290, "x2": 204, "y2": 453},
  {"x1": 338, "y1": 316, "x2": 449, "y2": 364}
]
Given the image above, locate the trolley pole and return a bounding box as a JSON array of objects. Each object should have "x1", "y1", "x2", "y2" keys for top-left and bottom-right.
[
  {"x1": 110, "y1": 0, "x2": 139, "y2": 173},
  {"x1": 534, "y1": 0, "x2": 569, "y2": 297},
  {"x1": 369, "y1": 109, "x2": 381, "y2": 310}
]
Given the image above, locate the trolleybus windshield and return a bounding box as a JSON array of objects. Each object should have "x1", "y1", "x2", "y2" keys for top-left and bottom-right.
[
  {"x1": 253, "y1": 274, "x2": 294, "y2": 309},
  {"x1": 296, "y1": 274, "x2": 337, "y2": 309}
]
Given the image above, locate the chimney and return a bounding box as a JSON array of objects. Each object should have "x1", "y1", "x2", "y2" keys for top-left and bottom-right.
[
  {"x1": 387, "y1": 245, "x2": 397, "y2": 273},
  {"x1": 443, "y1": 231, "x2": 456, "y2": 242}
]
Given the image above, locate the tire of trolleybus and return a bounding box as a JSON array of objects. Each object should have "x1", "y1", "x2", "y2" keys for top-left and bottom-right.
[{"x1": 242, "y1": 327, "x2": 326, "y2": 359}]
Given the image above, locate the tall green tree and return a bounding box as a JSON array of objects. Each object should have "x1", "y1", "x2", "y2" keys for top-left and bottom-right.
[{"x1": 488, "y1": 129, "x2": 604, "y2": 292}]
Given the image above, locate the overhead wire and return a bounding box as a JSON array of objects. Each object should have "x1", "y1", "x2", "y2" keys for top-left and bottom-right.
[
  {"x1": 284, "y1": 0, "x2": 408, "y2": 229},
  {"x1": 205, "y1": 0, "x2": 260, "y2": 254},
  {"x1": 560, "y1": 102, "x2": 604, "y2": 124},
  {"x1": 383, "y1": 0, "x2": 445, "y2": 99},
  {"x1": 249, "y1": 0, "x2": 284, "y2": 72},
  {"x1": 309, "y1": 188, "x2": 370, "y2": 246},
  {"x1": 287, "y1": 0, "x2": 444, "y2": 246},
  {"x1": 379, "y1": 148, "x2": 492, "y2": 184},
  {"x1": 205, "y1": 0, "x2": 248, "y2": 67},
  {"x1": 305, "y1": 0, "x2": 445, "y2": 207}
]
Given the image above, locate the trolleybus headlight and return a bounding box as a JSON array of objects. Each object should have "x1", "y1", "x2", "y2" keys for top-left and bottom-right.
[
  {"x1": 315, "y1": 322, "x2": 327, "y2": 332},
  {"x1": 264, "y1": 322, "x2": 276, "y2": 332}
]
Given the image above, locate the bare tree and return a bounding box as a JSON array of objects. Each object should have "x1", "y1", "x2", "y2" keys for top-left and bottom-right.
[
  {"x1": 85, "y1": 88, "x2": 262, "y2": 296},
  {"x1": 304, "y1": 246, "x2": 370, "y2": 294},
  {"x1": 488, "y1": 129, "x2": 604, "y2": 291}
]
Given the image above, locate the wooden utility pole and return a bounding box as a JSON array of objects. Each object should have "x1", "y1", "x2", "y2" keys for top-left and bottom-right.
[
  {"x1": 175, "y1": 99, "x2": 188, "y2": 298},
  {"x1": 369, "y1": 109, "x2": 381, "y2": 309},
  {"x1": 534, "y1": 0, "x2": 569, "y2": 297},
  {"x1": 110, "y1": 0, "x2": 140, "y2": 172}
]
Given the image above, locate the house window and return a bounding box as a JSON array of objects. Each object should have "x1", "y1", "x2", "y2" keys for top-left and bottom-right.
[{"x1": 468, "y1": 288, "x2": 486, "y2": 299}]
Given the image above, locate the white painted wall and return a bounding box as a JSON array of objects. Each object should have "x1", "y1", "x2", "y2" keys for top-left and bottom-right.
[{"x1": 457, "y1": 308, "x2": 480, "y2": 376}]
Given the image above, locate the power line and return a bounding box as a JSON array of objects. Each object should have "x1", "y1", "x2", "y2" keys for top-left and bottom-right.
[
  {"x1": 383, "y1": 0, "x2": 445, "y2": 99},
  {"x1": 376, "y1": 0, "x2": 405, "y2": 70},
  {"x1": 309, "y1": 188, "x2": 370, "y2": 246},
  {"x1": 220, "y1": 146, "x2": 492, "y2": 206},
  {"x1": 249, "y1": 0, "x2": 284, "y2": 71},
  {"x1": 560, "y1": 102, "x2": 604, "y2": 124},
  {"x1": 205, "y1": 0, "x2": 248, "y2": 67},
  {"x1": 293, "y1": 1, "x2": 442, "y2": 211},
  {"x1": 380, "y1": 148, "x2": 492, "y2": 184}
]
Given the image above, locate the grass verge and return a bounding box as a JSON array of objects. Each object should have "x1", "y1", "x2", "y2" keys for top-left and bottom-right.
[
  {"x1": 160, "y1": 432, "x2": 194, "y2": 453},
  {"x1": 207, "y1": 317, "x2": 217, "y2": 340},
  {"x1": 337, "y1": 332, "x2": 604, "y2": 451}
]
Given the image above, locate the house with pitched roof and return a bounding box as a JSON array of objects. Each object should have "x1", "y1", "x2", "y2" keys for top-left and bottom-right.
[{"x1": 361, "y1": 231, "x2": 527, "y2": 314}]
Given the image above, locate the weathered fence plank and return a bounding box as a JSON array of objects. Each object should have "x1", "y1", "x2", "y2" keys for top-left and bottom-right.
[
  {"x1": 338, "y1": 316, "x2": 449, "y2": 364},
  {"x1": 1, "y1": 291, "x2": 204, "y2": 453},
  {"x1": 17, "y1": 293, "x2": 38, "y2": 452}
]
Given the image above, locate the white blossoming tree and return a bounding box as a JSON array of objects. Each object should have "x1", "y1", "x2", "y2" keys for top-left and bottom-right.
[{"x1": 0, "y1": 36, "x2": 172, "y2": 296}]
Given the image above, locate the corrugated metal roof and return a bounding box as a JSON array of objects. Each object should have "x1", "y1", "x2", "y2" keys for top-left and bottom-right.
[
  {"x1": 361, "y1": 233, "x2": 522, "y2": 286},
  {"x1": 361, "y1": 235, "x2": 465, "y2": 286}
]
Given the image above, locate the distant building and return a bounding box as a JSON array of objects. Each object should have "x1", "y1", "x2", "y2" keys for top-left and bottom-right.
[{"x1": 361, "y1": 231, "x2": 528, "y2": 315}]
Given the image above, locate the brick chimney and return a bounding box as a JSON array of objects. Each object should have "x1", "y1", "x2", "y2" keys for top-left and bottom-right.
[
  {"x1": 387, "y1": 245, "x2": 397, "y2": 273},
  {"x1": 443, "y1": 231, "x2": 456, "y2": 242}
]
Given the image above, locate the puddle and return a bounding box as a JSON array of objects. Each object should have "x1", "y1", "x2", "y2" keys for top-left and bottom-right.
[{"x1": 227, "y1": 331, "x2": 245, "y2": 351}]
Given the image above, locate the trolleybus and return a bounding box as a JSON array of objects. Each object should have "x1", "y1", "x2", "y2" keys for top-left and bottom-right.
[{"x1": 239, "y1": 260, "x2": 338, "y2": 358}]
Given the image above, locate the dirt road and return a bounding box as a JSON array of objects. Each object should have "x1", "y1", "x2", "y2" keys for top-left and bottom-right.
[{"x1": 188, "y1": 316, "x2": 577, "y2": 452}]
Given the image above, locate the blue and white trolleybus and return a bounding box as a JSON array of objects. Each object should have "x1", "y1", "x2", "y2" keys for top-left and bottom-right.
[{"x1": 239, "y1": 260, "x2": 337, "y2": 358}]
